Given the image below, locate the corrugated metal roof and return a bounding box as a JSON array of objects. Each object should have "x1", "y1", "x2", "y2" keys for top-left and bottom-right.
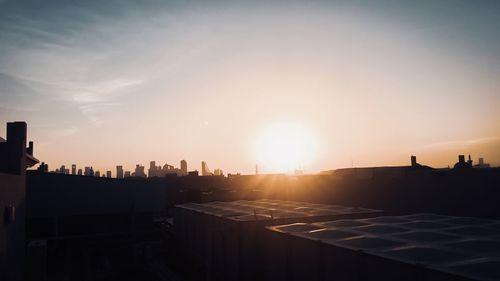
[
  {"x1": 268, "y1": 213, "x2": 500, "y2": 281},
  {"x1": 175, "y1": 199, "x2": 381, "y2": 221}
]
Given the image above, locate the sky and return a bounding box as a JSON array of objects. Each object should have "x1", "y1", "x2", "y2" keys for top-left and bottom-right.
[{"x1": 1, "y1": 0, "x2": 500, "y2": 175}]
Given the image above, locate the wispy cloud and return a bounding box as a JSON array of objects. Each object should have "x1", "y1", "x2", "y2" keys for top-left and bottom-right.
[{"x1": 421, "y1": 137, "x2": 500, "y2": 152}]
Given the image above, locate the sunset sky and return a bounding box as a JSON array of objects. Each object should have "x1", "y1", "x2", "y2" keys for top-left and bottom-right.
[{"x1": 1, "y1": 0, "x2": 500, "y2": 174}]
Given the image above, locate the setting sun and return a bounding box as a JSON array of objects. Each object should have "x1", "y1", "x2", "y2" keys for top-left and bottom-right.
[{"x1": 254, "y1": 122, "x2": 317, "y2": 173}]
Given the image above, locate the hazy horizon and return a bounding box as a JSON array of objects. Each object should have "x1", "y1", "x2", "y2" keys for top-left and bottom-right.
[{"x1": 1, "y1": 0, "x2": 500, "y2": 175}]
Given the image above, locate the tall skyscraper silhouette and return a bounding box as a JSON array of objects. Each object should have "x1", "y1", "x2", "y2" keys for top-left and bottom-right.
[
  {"x1": 181, "y1": 160, "x2": 187, "y2": 176},
  {"x1": 148, "y1": 161, "x2": 157, "y2": 177},
  {"x1": 116, "y1": 165, "x2": 124, "y2": 179},
  {"x1": 201, "y1": 161, "x2": 212, "y2": 176}
]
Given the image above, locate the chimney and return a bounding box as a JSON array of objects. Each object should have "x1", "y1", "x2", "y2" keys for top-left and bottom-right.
[
  {"x1": 1, "y1": 122, "x2": 27, "y2": 174},
  {"x1": 27, "y1": 141, "x2": 33, "y2": 155},
  {"x1": 410, "y1": 155, "x2": 417, "y2": 167},
  {"x1": 7, "y1": 122, "x2": 27, "y2": 146},
  {"x1": 458, "y1": 155, "x2": 465, "y2": 163}
]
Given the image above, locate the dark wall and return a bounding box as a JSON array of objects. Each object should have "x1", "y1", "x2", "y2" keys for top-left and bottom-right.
[
  {"x1": 27, "y1": 172, "x2": 185, "y2": 218},
  {"x1": 265, "y1": 169, "x2": 500, "y2": 219},
  {"x1": 28, "y1": 168, "x2": 500, "y2": 221},
  {"x1": 0, "y1": 122, "x2": 29, "y2": 281},
  {"x1": 26, "y1": 172, "x2": 271, "y2": 219},
  {"x1": 0, "y1": 172, "x2": 26, "y2": 281}
]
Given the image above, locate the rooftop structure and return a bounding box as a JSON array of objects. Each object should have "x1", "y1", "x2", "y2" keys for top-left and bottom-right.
[
  {"x1": 174, "y1": 199, "x2": 381, "y2": 280},
  {"x1": 266, "y1": 213, "x2": 500, "y2": 281},
  {"x1": 0, "y1": 121, "x2": 38, "y2": 281}
]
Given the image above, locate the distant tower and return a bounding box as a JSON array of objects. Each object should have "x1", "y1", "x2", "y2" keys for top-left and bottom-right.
[
  {"x1": 77, "y1": 169, "x2": 82, "y2": 176},
  {"x1": 37, "y1": 162, "x2": 48, "y2": 173},
  {"x1": 106, "y1": 171, "x2": 111, "y2": 178},
  {"x1": 201, "y1": 161, "x2": 212, "y2": 176},
  {"x1": 256, "y1": 164, "x2": 259, "y2": 175},
  {"x1": 134, "y1": 164, "x2": 146, "y2": 178},
  {"x1": 467, "y1": 154, "x2": 473, "y2": 167},
  {"x1": 410, "y1": 155, "x2": 417, "y2": 167},
  {"x1": 124, "y1": 171, "x2": 131, "y2": 178},
  {"x1": 181, "y1": 160, "x2": 187, "y2": 176},
  {"x1": 479, "y1": 157, "x2": 484, "y2": 165},
  {"x1": 116, "y1": 165, "x2": 124, "y2": 179},
  {"x1": 71, "y1": 164, "x2": 76, "y2": 175},
  {"x1": 148, "y1": 161, "x2": 156, "y2": 177}
]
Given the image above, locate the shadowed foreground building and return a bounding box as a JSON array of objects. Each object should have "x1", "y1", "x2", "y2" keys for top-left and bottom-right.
[
  {"x1": 0, "y1": 122, "x2": 38, "y2": 281},
  {"x1": 173, "y1": 199, "x2": 381, "y2": 280}
]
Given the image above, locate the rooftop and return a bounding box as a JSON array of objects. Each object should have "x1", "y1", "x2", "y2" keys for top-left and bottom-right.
[
  {"x1": 176, "y1": 199, "x2": 381, "y2": 222},
  {"x1": 268, "y1": 213, "x2": 500, "y2": 281}
]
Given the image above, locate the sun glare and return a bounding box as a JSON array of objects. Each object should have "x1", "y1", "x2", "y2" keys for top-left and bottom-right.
[{"x1": 255, "y1": 122, "x2": 317, "y2": 173}]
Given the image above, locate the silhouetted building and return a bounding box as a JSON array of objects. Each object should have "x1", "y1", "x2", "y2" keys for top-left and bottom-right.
[
  {"x1": 106, "y1": 171, "x2": 111, "y2": 178},
  {"x1": 188, "y1": 170, "x2": 199, "y2": 176},
  {"x1": 132, "y1": 165, "x2": 146, "y2": 178},
  {"x1": 77, "y1": 169, "x2": 82, "y2": 176},
  {"x1": 201, "y1": 161, "x2": 213, "y2": 176},
  {"x1": 181, "y1": 160, "x2": 188, "y2": 176},
  {"x1": 0, "y1": 121, "x2": 38, "y2": 281},
  {"x1": 454, "y1": 154, "x2": 472, "y2": 170},
  {"x1": 84, "y1": 166, "x2": 91, "y2": 176},
  {"x1": 475, "y1": 157, "x2": 491, "y2": 168},
  {"x1": 95, "y1": 170, "x2": 100, "y2": 177},
  {"x1": 124, "y1": 171, "x2": 131, "y2": 178},
  {"x1": 71, "y1": 164, "x2": 76, "y2": 175},
  {"x1": 0, "y1": 122, "x2": 37, "y2": 173},
  {"x1": 37, "y1": 162, "x2": 48, "y2": 173},
  {"x1": 332, "y1": 155, "x2": 433, "y2": 179},
  {"x1": 58, "y1": 165, "x2": 68, "y2": 174},
  {"x1": 149, "y1": 160, "x2": 184, "y2": 177},
  {"x1": 116, "y1": 165, "x2": 124, "y2": 179},
  {"x1": 148, "y1": 161, "x2": 156, "y2": 177}
]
